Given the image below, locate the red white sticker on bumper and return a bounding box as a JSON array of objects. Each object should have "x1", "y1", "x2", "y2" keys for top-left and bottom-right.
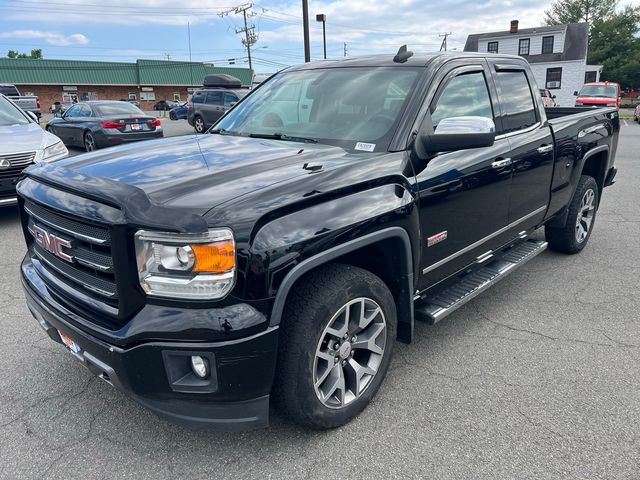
[{"x1": 427, "y1": 231, "x2": 448, "y2": 247}]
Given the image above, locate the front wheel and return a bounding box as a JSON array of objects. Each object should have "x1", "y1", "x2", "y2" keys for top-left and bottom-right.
[
  {"x1": 546, "y1": 175, "x2": 599, "y2": 254},
  {"x1": 193, "y1": 116, "x2": 205, "y2": 133},
  {"x1": 273, "y1": 264, "x2": 396, "y2": 429}
]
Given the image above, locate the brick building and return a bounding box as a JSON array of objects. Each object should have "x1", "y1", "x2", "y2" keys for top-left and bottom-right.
[{"x1": 0, "y1": 58, "x2": 252, "y2": 111}]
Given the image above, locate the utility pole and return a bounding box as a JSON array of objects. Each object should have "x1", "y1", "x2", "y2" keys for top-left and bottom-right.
[
  {"x1": 316, "y1": 14, "x2": 327, "y2": 60},
  {"x1": 302, "y1": 0, "x2": 310, "y2": 62},
  {"x1": 439, "y1": 32, "x2": 452, "y2": 51},
  {"x1": 164, "y1": 53, "x2": 171, "y2": 61},
  {"x1": 343, "y1": 42, "x2": 347, "y2": 57},
  {"x1": 219, "y1": 3, "x2": 258, "y2": 73}
]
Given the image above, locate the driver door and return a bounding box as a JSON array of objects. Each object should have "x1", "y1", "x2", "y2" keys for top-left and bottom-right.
[
  {"x1": 53, "y1": 104, "x2": 81, "y2": 145},
  {"x1": 415, "y1": 62, "x2": 513, "y2": 288}
]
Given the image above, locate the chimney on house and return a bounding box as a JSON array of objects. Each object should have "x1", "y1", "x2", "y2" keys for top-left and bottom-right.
[{"x1": 510, "y1": 20, "x2": 519, "y2": 33}]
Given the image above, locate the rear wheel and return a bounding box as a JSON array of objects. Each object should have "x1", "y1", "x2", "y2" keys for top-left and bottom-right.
[
  {"x1": 273, "y1": 264, "x2": 396, "y2": 429},
  {"x1": 546, "y1": 175, "x2": 598, "y2": 254},
  {"x1": 84, "y1": 132, "x2": 96, "y2": 152},
  {"x1": 194, "y1": 116, "x2": 205, "y2": 133}
]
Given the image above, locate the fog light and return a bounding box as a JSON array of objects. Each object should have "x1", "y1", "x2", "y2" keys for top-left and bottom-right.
[{"x1": 190, "y1": 355, "x2": 209, "y2": 379}]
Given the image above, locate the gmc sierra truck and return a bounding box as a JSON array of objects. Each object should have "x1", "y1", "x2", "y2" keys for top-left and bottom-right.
[{"x1": 17, "y1": 51, "x2": 619, "y2": 431}]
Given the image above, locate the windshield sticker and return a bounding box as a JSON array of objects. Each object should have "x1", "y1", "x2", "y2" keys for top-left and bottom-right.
[{"x1": 355, "y1": 142, "x2": 376, "y2": 152}]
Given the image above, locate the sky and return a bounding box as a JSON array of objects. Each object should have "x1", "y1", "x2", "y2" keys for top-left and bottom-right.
[{"x1": 0, "y1": 0, "x2": 639, "y2": 72}]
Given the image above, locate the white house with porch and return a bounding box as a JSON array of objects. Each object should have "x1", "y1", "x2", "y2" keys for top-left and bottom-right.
[{"x1": 464, "y1": 21, "x2": 602, "y2": 107}]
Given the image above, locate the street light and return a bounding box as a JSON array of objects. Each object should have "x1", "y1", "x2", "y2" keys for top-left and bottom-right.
[{"x1": 316, "y1": 14, "x2": 327, "y2": 60}]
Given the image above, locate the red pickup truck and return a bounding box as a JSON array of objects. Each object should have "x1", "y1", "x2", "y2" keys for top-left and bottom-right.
[{"x1": 574, "y1": 82, "x2": 622, "y2": 109}]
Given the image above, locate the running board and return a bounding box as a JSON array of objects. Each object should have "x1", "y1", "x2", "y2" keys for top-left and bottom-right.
[{"x1": 415, "y1": 240, "x2": 547, "y2": 324}]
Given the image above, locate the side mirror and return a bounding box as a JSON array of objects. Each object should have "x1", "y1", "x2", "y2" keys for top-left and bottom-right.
[
  {"x1": 552, "y1": 95, "x2": 556, "y2": 99},
  {"x1": 416, "y1": 116, "x2": 496, "y2": 158},
  {"x1": 573, "y1": 91, "x2": 579, "y2": 96},
  {"x1": 229, "y1": 102, "x2": 237, "y2": 107},
  {"x1": 26, "y1": 111, "x2": 38, "y2": 122},
  {"x1": 619, "y1": 92, "x2": 624, "y2": 98}
]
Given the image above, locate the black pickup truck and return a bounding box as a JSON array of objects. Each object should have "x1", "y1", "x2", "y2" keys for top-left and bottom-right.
[{"x1": 17, "y1": 51, "x2": 619, "y2": 431}]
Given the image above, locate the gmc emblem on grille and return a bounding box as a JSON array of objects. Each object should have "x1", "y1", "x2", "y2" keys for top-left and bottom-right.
[{"x1": 28, "y1": 224, "x2": 74, "y2": 263}]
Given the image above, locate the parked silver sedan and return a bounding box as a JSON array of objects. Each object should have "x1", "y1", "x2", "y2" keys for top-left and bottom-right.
[{"x1": 0, "y1": 94, "x2": 68, "y2": 206}]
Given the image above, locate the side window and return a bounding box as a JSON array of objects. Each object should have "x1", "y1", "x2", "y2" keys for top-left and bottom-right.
[
  {"x1": 495, "y1": 71, "x2": 538, "y2": 133},
  {"x1": 206, "y1": 92, "x2": 222, "y2": 105},
  {"x1": 223, "y1": 93, "x2": 238, "y2": 107},
  {"x1": 430, "y1": 71, "x2": 494, "y2": 129},
  {"x1": 192, "y1": 93, "x2": 205, "y2": 104},
  {"x1": 77, "y1": 105, "x2": 92, "y2": 117},
  {"x1": 65, "y1": 105, "x2": 80, "y2": 117}
]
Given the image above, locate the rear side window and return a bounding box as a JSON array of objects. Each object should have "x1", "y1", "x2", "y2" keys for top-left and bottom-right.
[
  {"x1": 430, "y1": 71, "x2": 494, "y2": 129},
  {"x1": 495, "y1": 71, "x2": 537, "y2": 133},
  {"x1": 206, "y1": 92, "x2": 222, "y2": 105}
]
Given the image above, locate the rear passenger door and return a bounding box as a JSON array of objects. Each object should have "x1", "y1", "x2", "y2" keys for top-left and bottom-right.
[
  {"x1": 203, "y1": 91, "x2": 223, "y2": 124},
  {"x1": 490, "y1": 63, "x2": 554, "y2": 230}
]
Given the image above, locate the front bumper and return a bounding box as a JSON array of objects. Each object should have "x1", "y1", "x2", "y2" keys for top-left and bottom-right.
[{"x1": 22, "y1": 259, "x2": 279, "y2": 431}]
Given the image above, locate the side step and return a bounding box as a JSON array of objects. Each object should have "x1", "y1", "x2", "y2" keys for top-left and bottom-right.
[{"x1": 415, "y1": 239, "x2": 547, "y2": 324}]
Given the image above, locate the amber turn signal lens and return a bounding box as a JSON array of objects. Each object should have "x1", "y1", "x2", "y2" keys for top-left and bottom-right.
[{"x1": 191, "y1": 241, "x2": 235, "y2": 273}]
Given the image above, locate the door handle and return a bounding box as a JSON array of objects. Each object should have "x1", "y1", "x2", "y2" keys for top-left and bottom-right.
[
  {"x1": 537, "y1": 145, "x2": 553, "y2": 154},
  {"x1": 491, "y1": 158, "x2": 512, "y2": 169}
]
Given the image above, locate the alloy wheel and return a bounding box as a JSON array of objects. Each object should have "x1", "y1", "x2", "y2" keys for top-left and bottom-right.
[
  {"x1": 85, "y1": 134, "x2": 95, "y2": 152},
  {"x1": 313, "y1": 297, "x2": 387, "y2": 409},
  {"x1": 194, "y1": 117, "x2": 204, "y2": 133},
  {"x1": 575, "y1": 188, "x2": 595, "y2": 243}
]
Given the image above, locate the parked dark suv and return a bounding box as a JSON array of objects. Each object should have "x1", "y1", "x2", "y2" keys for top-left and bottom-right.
[{"x1": 187, "y1": 74, "x2": 249, "y2": 133}]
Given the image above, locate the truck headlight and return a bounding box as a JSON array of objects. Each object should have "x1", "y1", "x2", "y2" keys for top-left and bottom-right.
[{"x1": 134, "y1": 228, "x2": 235, "y2": 300}]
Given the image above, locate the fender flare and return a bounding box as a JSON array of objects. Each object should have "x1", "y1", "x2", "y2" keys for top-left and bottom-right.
[{"x1": 268, "y1": 227, "x2": 415, "y2": 342}]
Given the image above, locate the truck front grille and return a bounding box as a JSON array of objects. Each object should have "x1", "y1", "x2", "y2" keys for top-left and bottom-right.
[{"x1": 23, "y1": 199, "x2": 122, "y2": 328}]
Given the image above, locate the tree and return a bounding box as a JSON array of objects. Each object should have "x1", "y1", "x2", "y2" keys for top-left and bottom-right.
[
  {"x1": 6, "y1": 49, "x2": 43, "y2": 59},
  {"x1": 544, "y1": 0, "x2": 618, "y2": 26},
  {"x1": 589, "y1": 5, "x2": 640, "y2": 89}
]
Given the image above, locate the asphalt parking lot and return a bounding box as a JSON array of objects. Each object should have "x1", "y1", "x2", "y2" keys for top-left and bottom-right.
[{"x1": 1, "y1": 123, "x2": 639, "y2": 480}]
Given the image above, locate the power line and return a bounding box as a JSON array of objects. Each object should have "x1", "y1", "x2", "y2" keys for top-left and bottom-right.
[{"x1": 219, "y1": 3, "x2": 258, "y2": 73}]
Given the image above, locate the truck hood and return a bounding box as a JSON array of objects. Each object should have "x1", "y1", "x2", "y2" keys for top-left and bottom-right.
[{"x1": 50, "y1": 133, "x2": 366, "y2": 210}]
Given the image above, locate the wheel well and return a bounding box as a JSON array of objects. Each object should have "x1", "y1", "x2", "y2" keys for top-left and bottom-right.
[
  {"x1": 272, "y1": 235, "x2": 414, "y2": 342},
  {"x1": 581, "y1": 151, "x2": 607, "y2": 199}
]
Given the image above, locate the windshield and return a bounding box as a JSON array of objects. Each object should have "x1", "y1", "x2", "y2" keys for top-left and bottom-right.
[
  {"x1": 0, "y1": 95, "x2": 30, "y2": 126},
  {"x1": 94, "y1": 102, "x2": 145, "y2": 116},
  {"x1": 579, "y1": 85, "x2": 617, "y2": 98},
  {"x1": 216, "y1": 67, "x2": 420, "y2": 150}
]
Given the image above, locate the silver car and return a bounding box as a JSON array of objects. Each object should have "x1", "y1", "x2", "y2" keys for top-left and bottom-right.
[{"x1": 0, "y1": 94, "x2": 68, "y2": 206}]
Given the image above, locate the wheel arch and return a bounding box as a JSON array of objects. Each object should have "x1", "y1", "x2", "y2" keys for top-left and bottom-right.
[
  {"x1": 579, "y1": 145, "x2": 608, "y2": 201},
  {"x1": 269, "y1": 227, "x2": 415, "y2": 343}
]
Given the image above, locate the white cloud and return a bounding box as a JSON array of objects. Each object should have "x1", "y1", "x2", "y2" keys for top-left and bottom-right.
[{"x1": 0, "y1": 30, "x2": 89, "y2": 46}]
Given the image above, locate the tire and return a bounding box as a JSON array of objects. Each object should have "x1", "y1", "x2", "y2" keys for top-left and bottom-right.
[
  {"x1": 84, "y1": 132, "x2": 96, "y2": 152},
  {"x1": 545, "y1": 175, "x2": 599, "y2": 254},
  {"x1": 169, "y1": 112, "x2": 176, "y2": 120},
  {"x1": 273, "y1": 263, "x2": 397, "y2": 429},
  {"x1": 193, "y1": 115, "x2": 206, "y2": 133}
]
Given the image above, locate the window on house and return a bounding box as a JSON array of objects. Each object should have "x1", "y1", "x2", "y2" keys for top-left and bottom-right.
[
  {"x1": 128, "y1": 92, "x2": 137, "y2": 100},
  {"x1": 585, "y1": 71, "x2": 597, "y2": 83},
  {"x1": 545, "y1": 67, "x2": 562, "y2": 89},
  {"x1": 542, "y1": 36, "x2": 554, "y2": 54},
  {"x1": 487, "y1": 41, "x2": 499, "y2": 53},
  {"x1": 495, "y1": 71, "x2": 538, "y2": 133},
  {"x1": 173, "y1": 93, "x2": 181, "y2": 101},
  {"x1": 518, "y1": 39, "x2": 530, "y2": 56}
]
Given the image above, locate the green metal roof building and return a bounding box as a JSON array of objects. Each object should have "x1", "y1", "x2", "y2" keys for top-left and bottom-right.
[{"x1": 0, "y1": 58, "x2": 253, "y2": 87}]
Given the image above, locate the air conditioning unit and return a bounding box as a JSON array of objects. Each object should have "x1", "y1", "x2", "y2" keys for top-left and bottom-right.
[{"x1": 547, "y1": 81, "x2": 561, "y2": 88}]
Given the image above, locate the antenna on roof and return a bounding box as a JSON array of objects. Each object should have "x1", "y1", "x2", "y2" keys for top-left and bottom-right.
[{"x1": 393, "y1": 45, "x2": 414, "y2": 63}]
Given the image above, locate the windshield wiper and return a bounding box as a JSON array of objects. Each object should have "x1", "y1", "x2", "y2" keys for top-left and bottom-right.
[{"x1": 248, "y1": 132, "x2": 318, "y2": 144}]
